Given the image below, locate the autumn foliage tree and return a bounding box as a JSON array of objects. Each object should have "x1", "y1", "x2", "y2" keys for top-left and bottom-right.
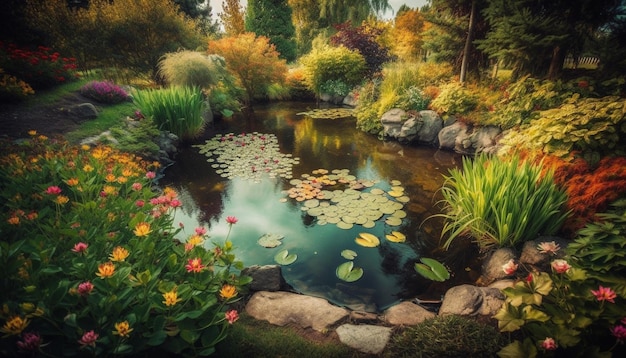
[
  {"x1": 208, "y1": 33, "x2": 287, "y2": 105},
  {"x1": 219, "y1": 0, "x2": 246, "y2": 36},
  {"x1": 330, "y1": 21, "x2": 392, "y2": 77},
  {"x1": 391, "y1": 7, "x2": 429, "y2": 62}
]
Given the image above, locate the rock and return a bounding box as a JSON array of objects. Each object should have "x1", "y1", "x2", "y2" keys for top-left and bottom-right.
[
  {"x1": 335, "y1": 324, "x2": 392, "y2": 354},
  {"x1": 471, "y1": 125, "x2": 502, "y2": 154},
  {"x1": 241, "y1": 265, "x2": 285, "y2": 292},
  {"x1": 381, "y1": 108, "x2": 409, "y2": 139},
  {"x1": 245, "y1": 291, "x2": 349, "y2": 332},
  {"x1": 382, "y1": 300, "x2": 436, "y2": 326},
  {"x1": 343, "y1": 93, "x2": 358, "y2": 107},
  {"x1": 439, "y1": 284, "x2": 504, "y2": 317},
  {"x1": 481, "y1": 247, "x2": 517, "y2": 283},
  {"x1": 488, "y1": 279, "x2": 515, "y2": 291},
  {"x1": 519, "y1": 237, "x2": 568, "y2": 272},
  {"x1": 398, "y1": 115, "x2": 421, "y2": 143},
  {"x1": 437, "y1": 122, "x2": 501, "y2": 154},
  {"x1": 349, "y1": 310, "x2": 379, "y2": 324},
  {"x1": 415, "y1": 110, "x2": 443, "y2": 146},
  {"x1": 72, "y1": 103, "x2": 99, "y2": 121},
  {"x1": 438, "y1": 121, "x2": 468, "y2": 151}
]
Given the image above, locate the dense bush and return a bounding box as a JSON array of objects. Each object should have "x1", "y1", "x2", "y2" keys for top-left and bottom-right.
[
  {"x1": 386, "y1": 315, "x2": 507, "y2": 357},
  {"x1": 0, "y1": 42, "x2": 78, "y2": 90},
  {"x1": 133, "y1": 86, "x2": 208, "y2": 141},
  {"x1": 0, "y1": 135, "x2": 250, "y2": 357},
  {"x1": 79, "y1": 81, "x2": 130, "y2": 104},
  {"x1": 330, "y1": 21, "x2": 392, "y2": 77},
  {"x1": 158, "y1": 51, "x2": 225, "y2": 89},
  {"x1": 429, "y1": 82, "x2": 478, "y2": 117},
  {"x1": 299, "y1": 45, "x2": 365, "y2": 97},
  {"x1": 436, "y1": 154, "x2": 569, "y2": 251}
]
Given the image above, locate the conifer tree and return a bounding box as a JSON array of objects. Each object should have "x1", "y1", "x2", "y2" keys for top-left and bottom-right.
[{"x1": 245, "y1": 0, "x2": 297, "y2": 62}]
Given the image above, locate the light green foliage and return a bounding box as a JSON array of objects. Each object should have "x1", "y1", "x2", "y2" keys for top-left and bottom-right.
[
  {"x1": 495, "y1": 204, "x2": 626, "y2": 356},
  {"x1": 208, "y1": 83, "x2": 243, "y2": 117},
  {"x1": 353, "y1": 79, "x2": 382, "y2": 135},
  {"x1": 299, "y1": 45, "x2": 365, "y2": 96},
  {"x1": 429, "y1": 82, "x2": 478, "y2": 116},
  {"x1": 0, "y1": 137, "x2": 251, "y2": 357},
  {"x1": 498, "y1": 95, "x2": 626, "y2": 161},
  {"x1": 385, "y1": 315, "x2": 507, "y2": 357},
  {"x1": 133, "y1": 86, "x2": 207, "y2": 141},
  {"x1": 110, "y1": 117, "x2": 161, "y2": 158},
  {"x1": 414, "y1": 257, "x2": 450, "y2": 282},
  {"x1": 319, "y1": 79, "x2": 350, "y2": 97},
  {"x1": 158, "y1": 51, "x2": 226, "y2": 88},
  {"x1": 436, "y1": 154, "x2": 569, "y2": 251}
]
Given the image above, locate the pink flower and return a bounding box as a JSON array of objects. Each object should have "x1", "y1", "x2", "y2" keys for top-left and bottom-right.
[
  {"x1": 537, "y1": 241, "x2": 560, "y2": 255},
  {"x1": 621, "y1": 317, "x2": 626, "y2": 325},
  {"x1": 78, "y1": 330, "x2": 98, "y2": 348},
  {"x1": 502, "y1": 259, "x2": 518, "y2": 275},
  {"x1": 541, "y1": 337, "x2": 557, "y2": 350},
  {"x1": 612, "y1": 325, "x2": 626, "y2": 343},
  {"x1": 145, "y1": 171, "x2": 156, "y2": 179},
  {"x1": 225, "y1": 310, "x2": 239, "y2": 324},
  {"x1": 170, "y1": 199, "x2": 182, "y2": 208},
  {"x1": 195, "y1": 227, "x2": 207, "y2": 235},
  {"x1": 46, "y1": 186, "x2": 62, "y2": 195},
  {"x1": 551, "y1": 259, "x2": 571, "y2": 274},
  {"x1": 16, "y1": 332, "x2": 42, "y2": 352},
  {"x1": 591, "y1": 285, "x2": 617, "y2": 303},
  {"x1": 77, "y1": 281, "x2": 94, "y2": 296},
  {"x1": 226, "y1": 216, "x2": 238, "y2": 225},
  {"x1": 71, "y1": 242, "x2": 88, "y2": 254},
  {"x1": 135, "y1": 200, "x2": 145, "y2": 207},
  {"x1": 185, "y1": 258, "x2": 205, "y2": 273},
  {"x1": 131, "y1": 182, "x2": 142, "y2": 191}
]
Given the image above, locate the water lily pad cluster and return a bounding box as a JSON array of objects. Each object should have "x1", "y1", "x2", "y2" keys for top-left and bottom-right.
[
  {"x1": 283, "y1": 169, "x2": 410, "y2": 230},
  {"x1": 257, "y1": 233, "x2": 285, "y2": 248},
  {"x1": 296, "y1": 108, "x2": 354, "y2": 119},
  {"x1": 194, "y1": 132, "x2": 300, "y2": 181}
]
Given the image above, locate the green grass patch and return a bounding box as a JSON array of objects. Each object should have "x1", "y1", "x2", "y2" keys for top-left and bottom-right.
[{"x1": 65, "y1": 101, "x2": 135, "y2": 143}]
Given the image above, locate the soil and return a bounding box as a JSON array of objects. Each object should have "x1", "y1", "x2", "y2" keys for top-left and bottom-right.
[{"x1": 0, "y1": 92, "x2": 100, "y2": 139}]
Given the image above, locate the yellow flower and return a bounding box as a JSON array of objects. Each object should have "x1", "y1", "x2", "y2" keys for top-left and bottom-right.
[
  {"x1": 105, "y1": 173, "x2": 117, "y2": 183},
  {"x1": 162, "y1": 290, "x2": 182, "y2": 307},
  {"x1": 187, "y1": 234, "x2": 204, "y2": 247},
  {"x1": 65, "y1": 178, "x2": 79, "y2": 186},
  {"x1": 133, "y1": 222, "x2": 151, "y2": 237},
  {"x1": 91, "y1": 147, "x2": 107, "y2": 160},
  {"x1": 219, "y1": 284, "x2": 238, "y2": 300},
  {"x1": 107, "y1": 212, "x2": 116, "y2": 222},
  {"x1": 109, "y1": 246, "x2": 129, "y2": 262},
  {"x1": 102, "y1": 185, "x2": 117, "y2": 196},
  {"x1": 1, "y1": 315, "x2": 29, "y2": 336},
  {"x1": 28, "y1": 130, "x2": 37, "y2": 136},
  {"x1": 121, "y1": 168, "x2": 134, "y2": 177},
  {"x1": 55, "y1": 195, "x2": 69, "y2": 205},
  {"x1": 37, "y1": 135, "x2": 47, "y2": 141},
  {"x1": 113, "y1": 321, "x2": 133, "y2": 338},
  {"x1": 96, "y1": 262, "x2": 115, "y2": 279},
  {"x1": 81, "y1": 144, "x2": 91, "y2": 151},
  {"x1": 83, "y1": 164, "x2": 94, "y2": 172},
  {"x1": 117, "y1": 176, "x2": 127, "y2": 184}
]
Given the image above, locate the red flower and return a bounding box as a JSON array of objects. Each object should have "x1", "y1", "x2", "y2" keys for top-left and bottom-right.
[
  {"x1": 185, "y1": 258, "x2": 205, "y2": 273},
  {"x1": 77, "y1": 281, "x2": 94, "y2": 296},
  {"x1": 72, "y1": 242, "x2": 88, "y2": 254},
  {"x1": 46, "y1": 186, "x2": 62, "y2": 195},
  {"x1": 226, "y1": 216, "x2": 238, "y2": 225},
  {"x1": 225, "y1": 310, "x2": 239, "y2": 324}
]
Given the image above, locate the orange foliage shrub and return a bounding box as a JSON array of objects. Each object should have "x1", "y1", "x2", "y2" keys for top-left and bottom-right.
[{"x1": 541, "y1": 154, "x2": 626, "y2": 235}]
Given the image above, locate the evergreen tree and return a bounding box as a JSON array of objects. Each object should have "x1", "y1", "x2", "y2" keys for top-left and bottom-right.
[
  {"x1": 245, "y1": 0, "x2": 297, "y2": 62},
  {"x1": 219, "y1": 0, "x2": 246, "y2": 36}
]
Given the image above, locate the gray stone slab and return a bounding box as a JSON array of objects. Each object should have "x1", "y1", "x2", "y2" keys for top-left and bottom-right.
[{"x1": 335, "y1": 324, "x2": 392, "y2": 354}]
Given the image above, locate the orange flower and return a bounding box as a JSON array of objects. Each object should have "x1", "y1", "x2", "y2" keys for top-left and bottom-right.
[
  {"x1": 55, "y1": 195, "x2": 69, "y2": 205},
  {"x1": 162, "y1": 290, "x2": 182, "y2": 307},
  {"x1": 83, "y1": 164, "x2": 94, "y2": 172},
  {"x1": 0, "y1": 315, "x2": 29, "y2": 336},
  {"x1": 65, "y1": 178, "x2": 79, "y2": 186},
  {"x1": 113, "y1": 321, "x2": 133, "y2": 338},
  {"x1": 133, "y1": 222, "x2": 151, "y2": 237},
  {"x1": 105, "y1": 173, "x2": 117, "y2": 183},
  {"x1": 96, "y1": 262, "x2": 115, "y2": 279},
  {"x1": 185, "y1": 258, "x2": 205, "y2": 273},
  {"x1": 7, "y1": 216, "x2": 20, "y2": 225},
  {"x1": 219, "y1": 284, "x2": 237, "y2": 300},
  {"x1": 109, "y1": 246, "x2": 129, "y2": 262}
]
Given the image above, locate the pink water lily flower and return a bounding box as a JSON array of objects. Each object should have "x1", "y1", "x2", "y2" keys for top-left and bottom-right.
[
  {"x1": 502, "y1": 259, "x2": 518, "y2": 275},
  {"x1": 591, "y1": 285, "x2": 617, "y2": 303}
]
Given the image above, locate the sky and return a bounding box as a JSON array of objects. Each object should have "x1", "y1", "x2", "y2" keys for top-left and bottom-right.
[{"x1": 208, "y1": 0, "x2": 429, "y2": 22}]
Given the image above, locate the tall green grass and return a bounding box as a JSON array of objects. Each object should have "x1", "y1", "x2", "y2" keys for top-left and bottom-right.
[
  {"x1": 133, "y1": 86, "x2": 207, "y2": 141},
  {"x1": 436, "y1": 154, "x2": 570, "y2": 251}
]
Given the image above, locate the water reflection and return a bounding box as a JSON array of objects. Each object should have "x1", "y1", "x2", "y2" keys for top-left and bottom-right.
[{"x1": 162, "y1": 102, "x2": 468, "y2": 312}]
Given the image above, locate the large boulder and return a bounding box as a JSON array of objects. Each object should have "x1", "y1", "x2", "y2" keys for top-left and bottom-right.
[
  {"x1": 415, "y1": 110, "x2": 443, "y2": 146},
  {"x1": 480, "y1": 247, "x2": 517, "y2": 284},
  {"x1": 439, "y1": 284, "x2": 504, "y2": 317},
  {"x1": 382, "y1": 301, "x2": 436, "y2": 326},
  {"x1": 438, "y1": 122, "x2": 501, "y2": 154},
  {"x1": 381, "y1": 108, "x2": 409, "y2": 139},
  {"x1": 241, "y1": 265, "x2": 285, "y2": 292},
  {"x1": 335, "y1": 324, "x2": 392, "y2": 354},
  {"x1": 381, "y1": 109, "x2": 443, "y2": 145}
]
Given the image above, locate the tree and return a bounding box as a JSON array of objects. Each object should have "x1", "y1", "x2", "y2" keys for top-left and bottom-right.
[
  {"x1": 299, "y1": 45, "x2": 366, "y2": 97},
  {"x1": 330, "y1": 21, "x2": 392, "y2": 77},
  {"x1": 319, "y1": 0, "x2": 392, "y2": 24},
  {"x1": 173, "y1": 0, "x2": 220, "y2": 35},
  {"x1": 245, "y1": 0, "x2": 297, "y2": 62},
  {"x1": 219, "y1": 0, "x2": 246, "y2": 36},
  {"x1": 208, "y1": 33, "x2": 288, "y2": 105},
  {"x1": 391, "y1": 7, "x2": 428, "y2": 61}
]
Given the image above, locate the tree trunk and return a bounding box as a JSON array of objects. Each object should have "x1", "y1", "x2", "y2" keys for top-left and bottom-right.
[
  {"x1": 547, "y1": 45, "x2": 564, "y2": 80},
  {"x1": 459, "y1": 0, "x2": 476, "y2": 84}
]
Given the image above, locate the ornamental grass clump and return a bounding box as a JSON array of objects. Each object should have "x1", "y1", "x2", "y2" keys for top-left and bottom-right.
[
  {"x1": 0, "y1": 134, "x2": 250, "y2": 357},
  {"x1": 79, "y1": 80, "x2": 130, "y2": 104},
  {"x1": 133, "y1": 86, "x2": 207, "y2": 141},
  {"x1": 436, "y1": 154, "x2": 570, "y2": 251}
]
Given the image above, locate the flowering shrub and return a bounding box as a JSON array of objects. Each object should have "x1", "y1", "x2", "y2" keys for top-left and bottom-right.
[
  {"x1": 494, "y1": 203, "x2": 626, "y2": 357},
  {"x1": 0, "y1": 42, "x2": 78, "y2": 90},
  {"x1": 0, "y1": 134, "x2": 250, "y2": 357},
  {"x1": 0, "y1": 68, "x2": 35, "y2": 102},
  {"x1": 79, "y1": 81, "x2": 130, "y2": 104}
]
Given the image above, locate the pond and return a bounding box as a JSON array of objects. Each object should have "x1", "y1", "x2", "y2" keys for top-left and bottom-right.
[{"x1": 161, "y1": 101, "x2": 477, "y2": 312}]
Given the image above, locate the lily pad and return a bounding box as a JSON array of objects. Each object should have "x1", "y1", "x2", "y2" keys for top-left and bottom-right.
[
  {"x1": 355, "y1": 232, "x2": 380, "y2": 247},
  {"x1": 385, "y1": 217, "x2": 403, "y2": 226},
  {"x1": 336, "y1": 261, "x2": 363, "y2": 282},
  {"x1": 274, "y1": 249, "x2": 298, "y2": 265},
  {"x1": 385, "y1": 231, "x2": 406, "y2": 243},
  {"x1": 337, "y1": 221, "x2": 353, "y2": 230},
  {"x1": 258, "y1": 233, "x2": 284, "y2": 248},
  {"x1": 414, "y1": 257, "x2": 450, "y2": 282},
  {"x1": 341, "y1": 249, "x2": 358, "y2": 260}
]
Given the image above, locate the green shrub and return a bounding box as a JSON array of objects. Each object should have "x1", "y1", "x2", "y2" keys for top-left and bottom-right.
[
  {"x1": 158, "y1": 51, "x2": 225, "y2": 88},
  {"x1": 299, "y1": 45, "x2": 365, "y2": 97},
  {"x1": 385, "y1": 315, "x2": 507, "y2": 357},
  {"x1": 208, "y1": 84, "x2": 243, "y2": 117},
  {"x1": 498, "y1": 95, "x2": 626, "y2": 162},
  {"x1": 354, "y1": 79, "x2": 383, "y2": 135},
  {"x1": 80, "y1": 81, "x2": 130, "y2": 104},
  {"x1": 495, "y1": 201, "x2": 626, "y2": 357},
  {"x1": 133, "y1": 86, "x2": 207, "y2": 141},
  {"x1": 430, "y1": 82, "x2": 478, "y2": 116},
  {"x1": 398, "y1": 86, "x2": 430, "y2": 111},
  {"x1": 319, "y1": 79, "x2": 350, "y2": 97},
  {"x1": 436, "y1": 154, "x2": 570, "y2": 251},
  {"x1": 0, "y1": 136, "x2": 250, "y2": 357},
  {"x1": 110, "y1": 117, "x2": 161, "y2": 158}
]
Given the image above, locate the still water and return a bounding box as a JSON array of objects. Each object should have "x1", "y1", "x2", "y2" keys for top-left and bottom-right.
[{"x1": 161, "y1": 101, "x2": 470, "y2": 312}]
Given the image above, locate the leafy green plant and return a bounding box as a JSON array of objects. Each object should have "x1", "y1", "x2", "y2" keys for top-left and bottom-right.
[
  {"x1": 398, "y1": 86, "x2": 430, "y2": 111},
  {"x1": 208, "y1": 84, "x2": 243, "y2": 118},
  {"x1": 319, "y1": 79, "x2": 350, "y2": 97},
  {"x1": 414, "y1": 257, "x2": 450, "y2": 282},
  {"x1": 429, "y1": 82, "x2": 478, "y2": 116},
  {"x1": 436, "y1": 154, "x2": 570, "y2": 251},
  {"x1": 385, "y1": 315, "x2": 507, "y2": 357},
  {"x1": 109, "y1": 117, "x2": 161, "y2": 158},
  {"x1": 495, "y1": 208, "x2": 626, "y2": 357},
  {"x1": 0, "y1": 136, "x2": 251, "y2": 357},
  {"x1": 299, "y1": 45, "x2": 365, "y2": 97},
  {"x1": 133, "y1": 86, "x2": 208, "y2": 141},
  {"x1": 498, "y1": 95, "x2": 626, "y2": 161}
]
